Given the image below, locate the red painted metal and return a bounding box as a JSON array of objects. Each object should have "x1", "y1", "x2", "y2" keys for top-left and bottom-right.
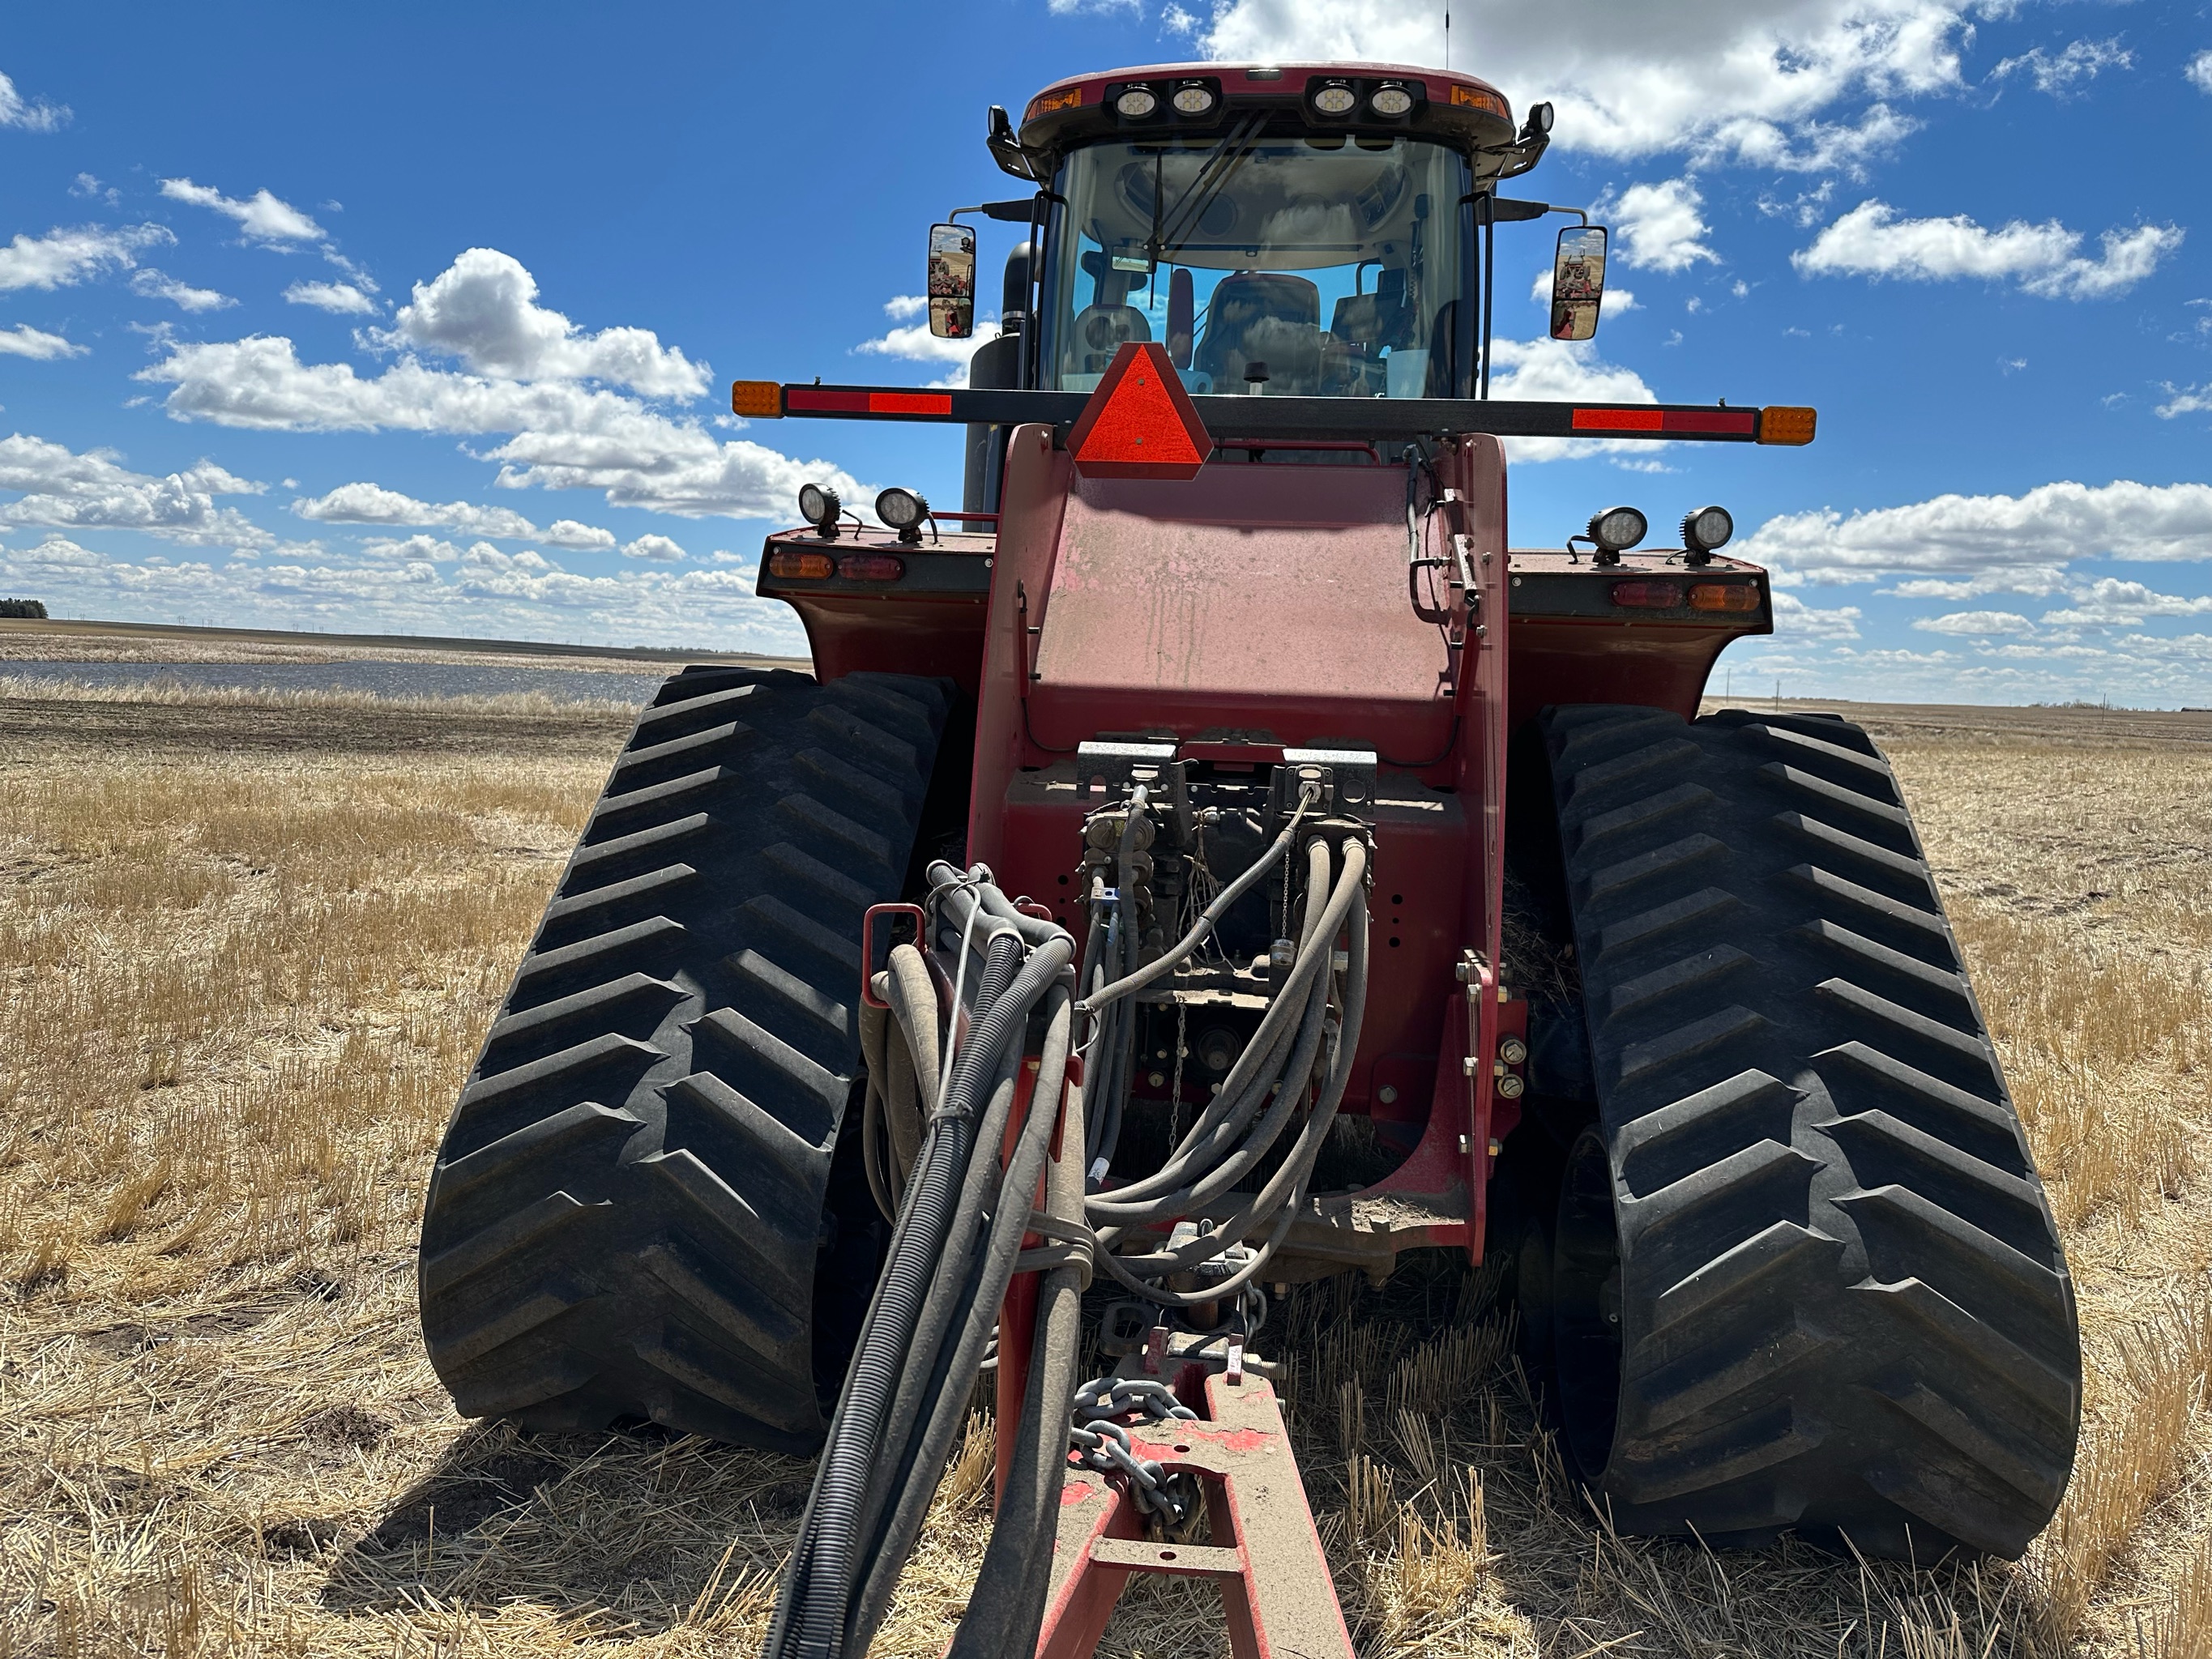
[{"x1": 1036, "y1": 1370, "x2": 1355, "y2": 1659}]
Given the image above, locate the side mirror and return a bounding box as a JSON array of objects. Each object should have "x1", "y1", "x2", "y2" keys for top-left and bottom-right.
[
  {"x1": 928, "y1": 223, "x2": 977, "y2": 339},
  {"x1": 1166, "y1": 267, "x2": 1194, "y2": 369},
  {"x1": 1549, "y1": 224, "x2": 1608, "y2": 342}
]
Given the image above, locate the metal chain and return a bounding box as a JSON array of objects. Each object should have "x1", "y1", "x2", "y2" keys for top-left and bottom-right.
[{"x1": 1069, "y1": 1375, "x2": 1199, "y2": 1525}]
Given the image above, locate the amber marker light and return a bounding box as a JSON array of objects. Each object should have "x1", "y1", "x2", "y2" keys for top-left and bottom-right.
[
  {"x1": 767, "y1": 550, "x2": 835, "y2": 579},
  {"x1": 1758, "y1": 406, "x2": 1817, "y2": 446},
  {"x1": 732, "y1": 380, "x2": 784, "y2": 418},
  {"x1": 1689, "y1": 582, "x2": 1761, "y2": 612}
]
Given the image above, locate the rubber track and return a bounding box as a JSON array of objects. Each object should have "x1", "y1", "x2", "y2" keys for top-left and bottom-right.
[
  {"x1": 1544, "y1": 705, "x2": 2079, "y2": 1558},
  {"x1": 418, "y1": 667, "x2": 949, "y2": 1454}
]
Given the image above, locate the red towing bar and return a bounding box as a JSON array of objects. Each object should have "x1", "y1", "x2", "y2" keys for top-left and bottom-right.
[{"x1": 732, "y1": 379, "x2": 1817, "y2": 446}]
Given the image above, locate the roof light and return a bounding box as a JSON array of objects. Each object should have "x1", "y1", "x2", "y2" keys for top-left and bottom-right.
[
  {"x1": 1172, "y1": 82, "x2": 1215, "y2": 115},
  {"x1": 1370, "y1": 82, "x2": 1414, "y2": 117},
  {"x1": 1611, "y1": 580, "x2": 1682, "y2": 609},
  {"x1": 1689, "y1": 582, "x2": 1761, "y2": 613},
  {"x1": 767, "y1": 549, "x2": 835, "y2": 580},
  {"x1": 797, "y1": 483, "x2": 841, "y2": 539},
  {"x1": 1680, "y1": 504, "x2": 1733, "y2": 565},
  {"x1": 1311, "y1": 80, "x2": 1356, "y2": 116},
  {"x1": 1758, "y1": 405, "x2": 1817, "y2": 446},
  {"x1": 875, "y1": 486, "x2": 930, "y2": 543},
  {"x1": 838, "y1": 553, "x2": 906, "y2": 582},
  {"x1": 1114, "y1": 86, "x2": 1159, "y2": 118},
  {"x1": 1587, "y1": 505, "x2": 1647, "y2": 557}
]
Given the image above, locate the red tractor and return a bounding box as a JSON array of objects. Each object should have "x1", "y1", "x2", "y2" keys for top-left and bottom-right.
[{"x1": 417, "y1": 59, "x2": 2079, "y2": 1658}]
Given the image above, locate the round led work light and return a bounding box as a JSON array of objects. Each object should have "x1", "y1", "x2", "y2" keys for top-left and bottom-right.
[
  {"x1": 1369, "y1": 83, "x2": 1414, "y2": 117},
  {"x1": 1311, "y1": 81, "x2": 1356, "y2": 116},
  {"x1": 1680, "y1": 504, "x2": 1734, "y2": 565},
  {"x1": 1587, "y1": 505, "x2": 1648, "y2": 555},
  {"x1": 797, "y1": 483, "x2": 840, "y2": 539},
  {"x1": 875, "y1": 486, "x2": 930, "y2": 544},
  {"x1": 1115, "y1": 86, "x2": 1159, "y2": 117},
  {"x1": 1172, "y1": 83, "x2": 1215, "y2": 115}
]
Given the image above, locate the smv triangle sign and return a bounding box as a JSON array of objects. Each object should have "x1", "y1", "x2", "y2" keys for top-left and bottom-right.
[{"x1": 1066, "y1": 342, "x2": 1213, "y2": 480}]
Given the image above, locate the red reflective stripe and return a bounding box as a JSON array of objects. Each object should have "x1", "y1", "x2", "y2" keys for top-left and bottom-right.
[
  {"x1": 787, "y1": 389, "x2": 871, "y2": 412},
  {"x1": 783, "y1": 389, "x2": 954, "y2": 416},
  {"x1": 1571, "y1": 407, "x2": 1757, "y2": 435},
  {"x1": 869, "y1": 391, "x2": 954, "y2": 415}
]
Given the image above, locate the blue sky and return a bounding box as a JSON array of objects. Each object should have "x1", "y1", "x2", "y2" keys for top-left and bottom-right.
[{"x1": 2, "y1": 1, "x2": 2210, "y2": 702}]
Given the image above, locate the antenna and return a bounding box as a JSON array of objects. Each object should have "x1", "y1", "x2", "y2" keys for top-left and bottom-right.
[{"x1": 1444, "y1": 2, "x2": 1450, "y2": 69}]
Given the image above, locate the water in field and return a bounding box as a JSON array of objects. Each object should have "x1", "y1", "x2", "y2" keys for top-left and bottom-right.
[{"x1": 0, "y1": 658, "x2": 675, "y2": 706}]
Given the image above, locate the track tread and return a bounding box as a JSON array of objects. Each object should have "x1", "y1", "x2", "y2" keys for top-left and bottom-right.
[
  {"x1": 420, "y1": 666, "x2": 950, "y2": 1454},
  {"x1": 1542, "y1": 704, "x2": 2078, "y2": 1559}
]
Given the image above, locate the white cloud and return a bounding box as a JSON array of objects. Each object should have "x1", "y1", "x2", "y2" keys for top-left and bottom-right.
[
  {"x1": 1795, "y1": 202, "x2": 2182, "y2": 298},
  {"x1": 1606, "y1": 179, "x2": 1718, "y2": 273},
  {"x1": 0, "y1": 325, "x2": 88, "y2": 360},
  {"x1": 1196, "y1": 0, "x2": 1972, "y2": 164},
  {"x1": 1886, "y1": 568, "x2": 2073, "y2": 600},
  {"x1": 0, "y1": 224, "x2": 171, "y2": 292},
  {"x1": 130, "y1": 268, "x2": 237, "y2": 313},
  {"x1": 69, "y1": 172, "x2": 116, "y2": 204},
  {"x1": 1771, "y1": 591, "x2": 1862, "y2": 639},
  {"x1": 0, "y1": 433, "x2": 269, "y2": 547},
  {"x1": 2159, "y1": 384, "x2": 2212, "y2": 420},
  {"x1": 292, "y1": 480, "x2": 541, "y2": 540},
  {"x1": 284, "y1": 279, "x2": 378, "y2": 314},
  {"x1": 1913, "y1": 609, "x2": 2036, "y2": 636},
  {"x1": 0, "y1": 69, "x2": 68, "y2": 132},
  {"x1": 1743, "y1": 480, "x2": 2212, "y2": 582},
  {"x1": 359, "y1": 533, "x2": 465, "y2": 564},
  {"x1": 2189, "y1": 50, "x2": 2212, "y2": 94},
  {"x1": 545, "y1": 519, "x2": 617, "y2": 550},
  {"x1": 2039, "y1": 579, "x2": 2212, "y2": 627},
  {"x1": 381, "y1": 248, "x2": 707, "y2": 398},
  {"x1": 159, "y1": 178, "x2": 325, "y2": 244},
  {"x1": 1992, "y1": 38, "x2": 2131, "y2": 97},
  {"x1": 854, "y1": 309, "x2": 1006, "y2": 390},
  {"x1": 1702, "y1": 102, "x2": 1917, "y2": 177},
  {"x1": 139, "y1": 332, "x2": 864, "y2": 520},
  {"x1": 883, "y1": 295, "x2": 929, "y2": 321},
  {"x1": 621, "y1": 533, "x2": 687, "y2": 562}
]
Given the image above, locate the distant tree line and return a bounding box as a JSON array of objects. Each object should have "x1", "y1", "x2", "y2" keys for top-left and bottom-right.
[{"x1": 0, "y1": 599, "x2": 47, "y2": 620}]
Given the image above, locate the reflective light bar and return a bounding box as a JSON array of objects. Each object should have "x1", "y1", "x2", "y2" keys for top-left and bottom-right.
[
  {"x1": 1611, "y1": 580, "x2": 1682, "y2": 609},
  {"x1": 1572, "y1": 407, "x2": 1758, "y2": 437},
  {"x1": 838, "y1": 553, "x2": 906, "y2": 582},
  {"x1": 732, "y1": 380, "x2": 784, "y2": 418},
  {"x1": 787, "y1": 388, "x2": 954, "y2": 416},
  {"x1": 1758, "y1": 406, "x2": 1818, "y2": 446},
  {"x1": 1689, "y1": 582, "x2": 1761, "y2": 612},
  {"x1": 767, "y1": 550, "x2": 835, "y2": 579}
]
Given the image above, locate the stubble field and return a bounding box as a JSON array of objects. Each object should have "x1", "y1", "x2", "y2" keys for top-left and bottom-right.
[{"x1": 2, "y1": 674, "x2": 2208, "y2": 1658}]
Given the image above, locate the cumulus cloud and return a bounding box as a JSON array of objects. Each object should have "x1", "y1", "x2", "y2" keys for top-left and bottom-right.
[
  {"x1": 1912, "y1": 610, "x2": 2036, "y2": 636},
  {"x1": 546, "y1": 519, "x2": 617, "y2": 551},
  {"x1": 0, "y1": 325, "x2": 87, "y2": 360},
  {"x1": 138, "y1": 332, "x2": 864, "y2": 520},
  {"x1": 0, "y1": 224, "x2": 171, "y2": 292},
  {"x1": 130, "y1": 268, "x2": 236, "y2": 313},
  {"x1": 1195, "y1": 0, "x2": 1971, "y2": 164},
  {"x1": 380, "y1": 249, "x2": 707, "y2": 397},
  {"x1": 0, "y1": 69, "x2": 68, "y2": 132},
  {"x1": 620, "y1": 533, "x2": 687, "y2": 562},
  {"x1": 284, "y1": 279, "x2": 378, "y2": 314},
  {"x1": 2159, "y1": 383, "x2": 2212, "y2": 420},
  {"x1": 2189, "y1": 50, "x2": 2212, "y2": 94},
  {"x1": 292, "y1": 480, "x2": 542, "y2": 540},
  {"x1": 0, "y1": 433, "x2": 269, "y2": 546},
  {"x1": 1741, "y1": 480, "x2": 2212, "y2": 582},
  {"x1": 1992, "y1": 37, "x2": 2131, "y2": 97},
  {"x1": 1606, "y1": 179, "x2": 1718, "y2": 273},
  {"x1": 159, "y1": 178, "x2": 324, "y2": 244},
  {"x1": 854, "y1": 301, "x2": 1005, "y2": 390},
  {"x1": 1771, "y1": 591, "x2": 1862, "y2": 639},
  {"x1": 1795, "y1": 202, "x2": 2182, "y2": 297},
  {"x1": 2039, "y1": 579, "x2": 2212, "y2": 627}
]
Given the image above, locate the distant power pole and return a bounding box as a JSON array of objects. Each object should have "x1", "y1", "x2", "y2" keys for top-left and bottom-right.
[{"x1": 1774, "y1": 678, "x2": 1781, "y2": 712}]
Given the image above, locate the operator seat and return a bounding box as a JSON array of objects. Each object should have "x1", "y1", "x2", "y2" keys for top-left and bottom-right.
[{"x1": 1194, "y1": 272, "x2": 1322, "y2": 393}]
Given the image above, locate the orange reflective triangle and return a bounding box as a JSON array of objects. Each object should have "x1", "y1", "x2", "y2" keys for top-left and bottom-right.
[{"x1": 1067, "y1": 342, "x2": 1212, "y2": 480}]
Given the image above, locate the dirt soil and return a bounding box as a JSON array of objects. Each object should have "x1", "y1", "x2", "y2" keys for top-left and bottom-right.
[{"x1": 1, "y1": 686, "x2": 2208, "y2": 1658}]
